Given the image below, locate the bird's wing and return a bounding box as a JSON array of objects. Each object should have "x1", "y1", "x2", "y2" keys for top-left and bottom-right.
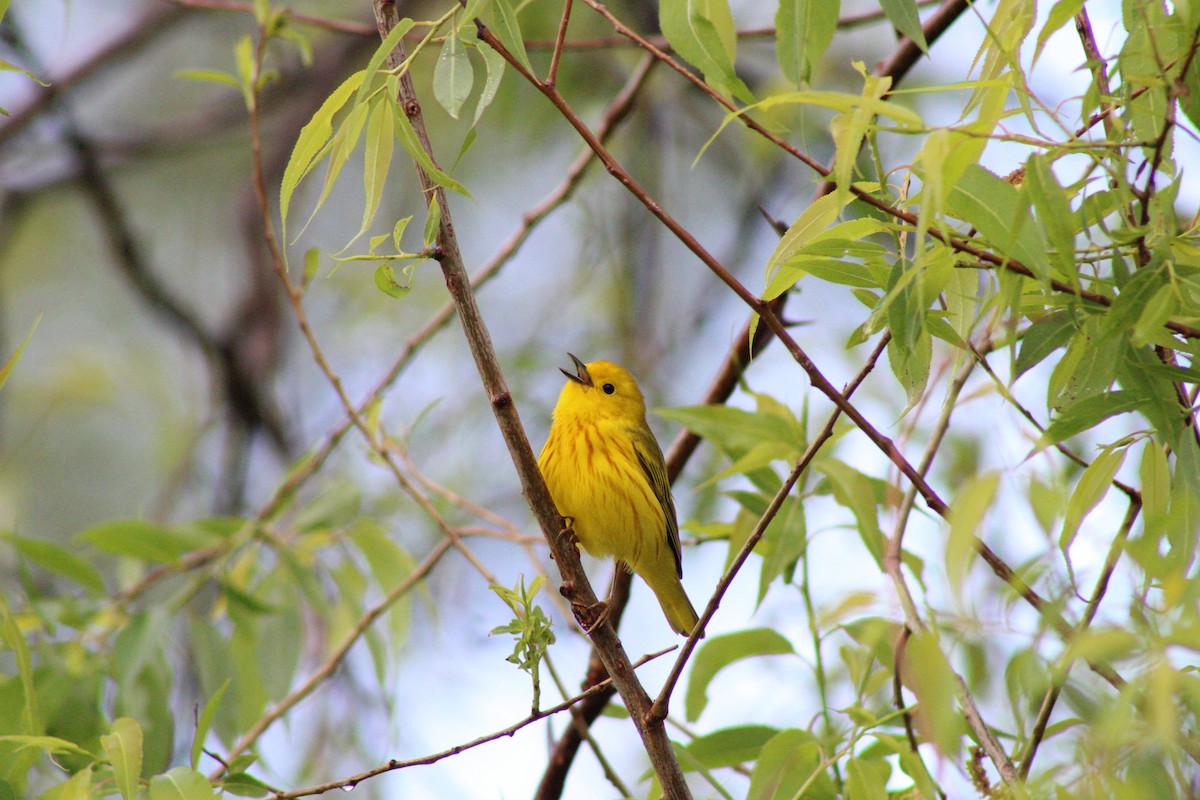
[{"x1": 631, "y1": 428, "x2": 683, "y2": 578}]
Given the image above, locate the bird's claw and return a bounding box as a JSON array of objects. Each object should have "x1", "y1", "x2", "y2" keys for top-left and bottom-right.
[
  {"x1": 557, "y1": 516, "x2": 577, "y2": 546},
  {"x1": 573, "y1": 600, "x2": 610, "y2": 635}
]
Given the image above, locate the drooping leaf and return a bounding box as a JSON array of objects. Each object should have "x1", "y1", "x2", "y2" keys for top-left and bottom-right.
[
  {"x1": 357, "y1": 96, "x2": 395, "y2": 241},
  {"x1": 488, "y1": 0, "x2": 531, "y2": 74},
  {"x1": 280, "y1": 70, "x2": 366, "y2": 232},
  {"x1": 878, "y1": 0, "x2": 927, "y2": 53},
  {"x1": 679, "y1": 725, "x2": 780, "y2": 771},
  {"x1": 3, "y1": 534, "x2": 105, "y2": 594},
  {"x1": 685, "y1": 629, "x2": 795, "y2": 722},
  {"x1": 757, "y1": 497, "x2": 807, "y2": 604},
  {"x1": 946, "y1": 164, "x2": 1052, "y2": 283},
  {"x1": 946, "y1": 472, "x2": 999, "y2": 597},
  {"x1": 391, "y1": 103, "x2": 471, "y2": 196},
  {"x1": 661, "y1": 0, "x2": 754, "y2": 102},
  {"x1": 473, "y1": 39, "x2": 506, "y2": 126},
  {"x1": 1139, "y1": 440, "x2": 1171, "y2": 534},
  {"x1": 816, "y1": 460, "x2": 887, "y2": 569},
  {"x1": 903, "y1": 632, "x2": 965, "y2": 757},
  {"x1": 775, "y1": 0, "x2": 840, "y2": 85},
  {"x1": 100, "y1": 718, "x2": 143, "y2": 800},
  {"x1": 1060, "y1": 445, "x2": 1127, "y2": 553},
  {"x1": 433, "y1": 27, "x2": 474, "y2": 119},
  {"x1": 1024, "y1": 153, "x2": 1077, "y2": 286},
  {"x1": 149, "y1": 766, "x2": 218, "y2": 800}
]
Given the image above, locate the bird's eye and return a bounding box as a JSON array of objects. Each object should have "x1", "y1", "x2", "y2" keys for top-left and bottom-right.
[{"x1": 602, "y1": 383, "x2": 615, "y2": 394}]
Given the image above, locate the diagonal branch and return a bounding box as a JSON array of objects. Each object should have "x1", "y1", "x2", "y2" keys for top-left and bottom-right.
[
  {"x1": 369, "y1": 2, "x2": 691, "y2": 795},
  {"x1": 271, "y1": 646, "x2": 674, "y2": 798},
  {"x1": 652, "y1": 332, "x2": 892, "y2": 720}
]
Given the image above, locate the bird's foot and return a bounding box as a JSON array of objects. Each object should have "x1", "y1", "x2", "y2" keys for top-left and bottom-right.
[
  {"x1": 557, "y1": 516, "x2": 577, "y2": 547},
  {"x1": 573, "y1": 599, "x2": 610, "y2": 635}
]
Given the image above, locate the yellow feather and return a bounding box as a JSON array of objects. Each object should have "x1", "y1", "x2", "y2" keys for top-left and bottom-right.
[{"x1": 538, "y1": 357, "x2": 701, "y2": 637}]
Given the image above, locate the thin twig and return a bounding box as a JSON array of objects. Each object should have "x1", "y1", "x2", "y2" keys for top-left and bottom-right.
[
  {"x1": 1018, "y1": 500, "x2": 1140, "y2": 779},
  {"x1": 572, "y1": 0, "x2": 1200, "y2": 342},
  {"x1": 546, "y1": 0, "x2": 574, "y2": 85},
  {"x1": 270, "y1": 647, "x2": 673, "y2": 798},
  {"x1": 652, "y1": 333, "x2": 892, "y2": 720},
  {"x1": 216, "y1": 537, "x2": 455, "y2": 771}
]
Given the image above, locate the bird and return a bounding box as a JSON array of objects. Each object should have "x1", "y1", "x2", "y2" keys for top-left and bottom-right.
[{"x1": 538, "y1": 354, "x2": 702, "y2": 637}]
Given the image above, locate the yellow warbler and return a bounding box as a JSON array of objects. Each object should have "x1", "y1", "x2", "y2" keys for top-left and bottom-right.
[{"x1": 538, "y1": 354, "x2": 702, "y2": 637}]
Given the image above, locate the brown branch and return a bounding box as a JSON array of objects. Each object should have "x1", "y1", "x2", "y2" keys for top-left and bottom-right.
[
  {"x1": 218, "y1": 536, "x2": 455, "y2": 771},
  {"x1": 370, "y1": 2, "x2": 691, "y2": 795},
  {"x1": 546, "y1": 0, "x2": 574, "y2": 85},
  {"x1": 170, "y1": 0, "x2": 376, "y2": 34},
  {"x1": 163, "y1": 0, "x2": 940, "y2": 47},
  {"x1": 269, "y1": 647, "x2": 673, "y2": 799},
  {"x1": 0, "y1": 5, "x2": 185, "y2": 147},
  {"x1": 1018, "y1": 500, "x2": 1140, "y2": 780}
]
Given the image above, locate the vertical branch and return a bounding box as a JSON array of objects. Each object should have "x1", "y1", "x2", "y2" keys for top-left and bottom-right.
[
  {"x1": 368, "y1": 2, "x2": 692, "y2": 795},
  {"x1": 547, "y1": 0, "x2": 574, "y2": 85}
]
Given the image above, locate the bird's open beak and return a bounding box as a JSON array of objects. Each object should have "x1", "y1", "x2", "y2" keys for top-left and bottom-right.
[{"x1": 560, "y1": 353, "x2": 593, "y2": 387}]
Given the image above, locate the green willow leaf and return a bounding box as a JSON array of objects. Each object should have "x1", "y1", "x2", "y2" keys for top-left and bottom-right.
[
  {"x1": 773, "y1": 0, "x2": 839, "y2": 85},
  {"x1": 149, "y1": 766, "x2": 217, "y2": 800},
  {"x1": 1024, "y1": 153, "x2": 1077, "y2": 286},
  {"x1": 391, "y1": 104, "x2": 471, "y2": 196},
  {"x1": 280, "y1": 70, "x2": 365, "y2": 230},
  {"x1": 1060, "y1": 445, "x2": 1127, "y2": 552},
  {"x1": 489, "y1": 0, "x2": 531, "y2": 73},
  {"x1": 946, "y1": 164, "x2": 1052, "y2": 282},
  {"x1": 433, "y1": 27, "x2": 474, "y2": 119},
  {"x1": 946, "y1": 472, "x2": 999, "y2": 597},
  {"x1": 473, "y1": 40, "x2": 505, "y2": 126},
  {"x1": 356, "y1": 97, "x2": 395, "y2": 241},
  {"x1": 101, "y1": 718, "x2": 143, "y2": 800},
  {"x1": 1041, "y1": 390, "x2": 1145, "y2": 445},
  {"x1": 680, "y1": 725, "x2": 780, "y2": 771},
  {"x1": 685, "y1": 629, "x2": 795, "y2": 722},
  {"x1": 660, "y1": 0, "x2": 754, "y2": 102},
  {"x1": 878, "y1": 0, "x2": 927, "y2": 52}
]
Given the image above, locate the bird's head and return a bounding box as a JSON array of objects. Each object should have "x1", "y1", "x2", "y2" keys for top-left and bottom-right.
[{"x1": 555, "y1": 353, "x2": 646, "y2": 423}]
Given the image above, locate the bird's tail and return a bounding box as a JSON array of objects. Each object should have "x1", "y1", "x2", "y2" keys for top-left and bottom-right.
[{"x1": 648, "y1": 577, "x2": 703, "y2": 638}]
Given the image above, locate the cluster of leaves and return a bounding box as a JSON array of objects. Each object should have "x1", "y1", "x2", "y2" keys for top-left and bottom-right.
[
  {"x1": 653, "y1": 0, "x2": 1200, "y2": 796},
  {"x1": 0, "y1": 481, "x2": 421, "y2": 798}
]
